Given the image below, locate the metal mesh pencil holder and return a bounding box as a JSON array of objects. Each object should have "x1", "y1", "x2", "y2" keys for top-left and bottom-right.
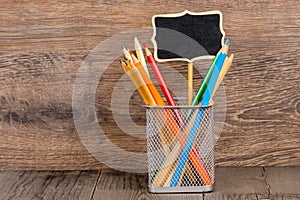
[{"x1": 145, "y1": 104, "x2": 214, "y2": 193}]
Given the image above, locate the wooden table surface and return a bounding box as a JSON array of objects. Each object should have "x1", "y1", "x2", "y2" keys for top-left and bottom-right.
[
  {"x1": 0, "y1": 0, "x2": 299, "y2": 170},
  {"x1": 0, "y1": 167, "x2": 299, "y2": 199}
]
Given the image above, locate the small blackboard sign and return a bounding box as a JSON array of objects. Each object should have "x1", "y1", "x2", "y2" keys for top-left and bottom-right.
[{"x1": 152, "y1": 10, "x2": 225, "y2": 62}]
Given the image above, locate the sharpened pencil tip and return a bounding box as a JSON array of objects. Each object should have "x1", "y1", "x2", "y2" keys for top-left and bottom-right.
[
  {"x1": 225, "y1": 38, "x2": 230, "y2": 46},
  {"x1": 120, "y1": 59, "x2": 126, "y2": 64},
  {"x1": 143, "y1": 43, "x2": 147, "y2": 48},
  {"x1": 134, "y1": 37, "x2": 142, "y2": 49}
]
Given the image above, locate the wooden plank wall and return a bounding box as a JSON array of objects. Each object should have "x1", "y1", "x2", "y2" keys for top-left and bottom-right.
[{"x1": 0, "y1": 0, "x2": 299, "y2": 170}]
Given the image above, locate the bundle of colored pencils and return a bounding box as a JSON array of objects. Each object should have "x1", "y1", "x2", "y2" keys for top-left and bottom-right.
[{"x1": 120, "y1": 37, "x2": 234, "y2": 187}]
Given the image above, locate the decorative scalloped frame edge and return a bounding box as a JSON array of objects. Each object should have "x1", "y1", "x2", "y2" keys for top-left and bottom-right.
[{"x1": 151, "y1": 10, "x2": 225, "y2": 63}]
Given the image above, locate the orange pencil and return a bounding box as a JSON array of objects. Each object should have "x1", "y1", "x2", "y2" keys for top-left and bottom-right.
[
  {"x1": 130, "y1": 53, "x2": 165, "y2": 106},
  {"x1": 121, "y1": 60, "x2": 170, "y2": 154}
]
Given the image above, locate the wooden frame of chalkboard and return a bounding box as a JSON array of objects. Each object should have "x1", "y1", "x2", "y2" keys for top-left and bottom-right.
[{"x1": 151, "y1": 10, "x2": 225, "y2": 62}]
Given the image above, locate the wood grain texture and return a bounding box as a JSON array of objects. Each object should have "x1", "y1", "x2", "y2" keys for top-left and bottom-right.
[
  {"x1": 93, "y1": 167, "x2": 299, "y2": 200},
  {"x1": 264, "y1": 167, "x2": 300, "y2": 195},
  {"x1": 256, "y1": 194, "x2": 300, "y2": 200},
  {"x1": 94, "y1": 169, "x2": 204, "y2": 200},
  {"x1": 0, "y1": 168, "x2": 299, "y2": 199},
  {"x1": 0, "y1": 0, "x2": 299, "y2": 169},
  {"x1": 0, "y1": 170, "x2": 100, "y2": 199}
]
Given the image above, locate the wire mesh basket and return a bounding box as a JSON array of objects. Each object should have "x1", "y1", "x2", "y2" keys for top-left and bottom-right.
[{"x1": 145, "y1": 104, "x2": 214, "y2": 193}]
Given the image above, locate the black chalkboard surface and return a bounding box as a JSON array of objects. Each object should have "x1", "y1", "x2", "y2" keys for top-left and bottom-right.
[{"x1": 152, "y1": 10, "x2": 225, "y2": 62}]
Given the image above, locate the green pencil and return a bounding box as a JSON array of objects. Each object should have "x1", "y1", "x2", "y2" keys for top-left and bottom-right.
[
  {"x1": 192, "y1": 52, "x2": 220, "y2": 105},
  {"x1": 183, "y1": 52, "x2": 221, "y2": 123}
]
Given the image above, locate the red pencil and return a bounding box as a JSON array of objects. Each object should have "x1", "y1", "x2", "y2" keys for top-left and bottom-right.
[{"x1": 144, "y1": 44, "x2": 184, "y2": 128}]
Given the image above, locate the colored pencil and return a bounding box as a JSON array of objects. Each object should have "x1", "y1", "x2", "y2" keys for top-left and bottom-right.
[
  {"x1": 121, "y1": 60, "x2": 156, "y2": 106},
  {"x1": 211, "y1": 54, "x2": 234, "y2": 99},
  {"x1": 201, "y1": 38, "x2": 230, "y2": 106},
  {"x1": 122, "y1": 47, "x2": 133, "y2": 63},
  {"x1": 130, "y1": 52, "x2": 165, "y2": 106},
  {"x1": 144, "y1": 45, "x2": 185, "y2": 128},
  {"x1": 169, "y1": 39, "x2": 230, "y2": 187},
  {"x1": 134, "y1": 37, "x2": 150, "y2": 76},
  {"x1": 122, "y1": 60, "x2": 172, "y2": 155},
  {"x1": 192, "y1": 52, "x2": 220, "y2": 105}
]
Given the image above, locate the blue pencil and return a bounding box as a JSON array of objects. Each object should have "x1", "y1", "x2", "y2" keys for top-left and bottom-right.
[
  {"x1": 201, "y1": 38, "x2": 230, "y2": 106},
  {"x1": 170, "y1": 108, "x2": 205, "y2": 187},
  {"x1": 170, "y1": 39, "x2": 230, "y2": 187}
]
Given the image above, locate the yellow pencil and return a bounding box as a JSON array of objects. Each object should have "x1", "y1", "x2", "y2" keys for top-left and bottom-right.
[
  {"x1": 121, "y1": 60, "x2": 156, "y2": 106},
  {"x1": 127, "y1": 57, "x2": 178, "y2": 154},
  {"x1": 134, "y1": 37, "x2": 150, "y2": 76},
  {"x1": 211, "y1": 54, "x2": 234, "y2": 101},
  {"x1": 129, "y1": 53, "x2": 165, "y2": 106},
  {"x1": 122, "y1": 47, "x2": 133, "y2": 63},
  {"x1": 122, "y1": 60, "x2": 171, "y2": 155}
]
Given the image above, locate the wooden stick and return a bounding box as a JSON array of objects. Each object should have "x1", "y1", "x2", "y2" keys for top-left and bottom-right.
[{"x1": 188, "y1": 62, "x2": 193, "y2": 105}]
